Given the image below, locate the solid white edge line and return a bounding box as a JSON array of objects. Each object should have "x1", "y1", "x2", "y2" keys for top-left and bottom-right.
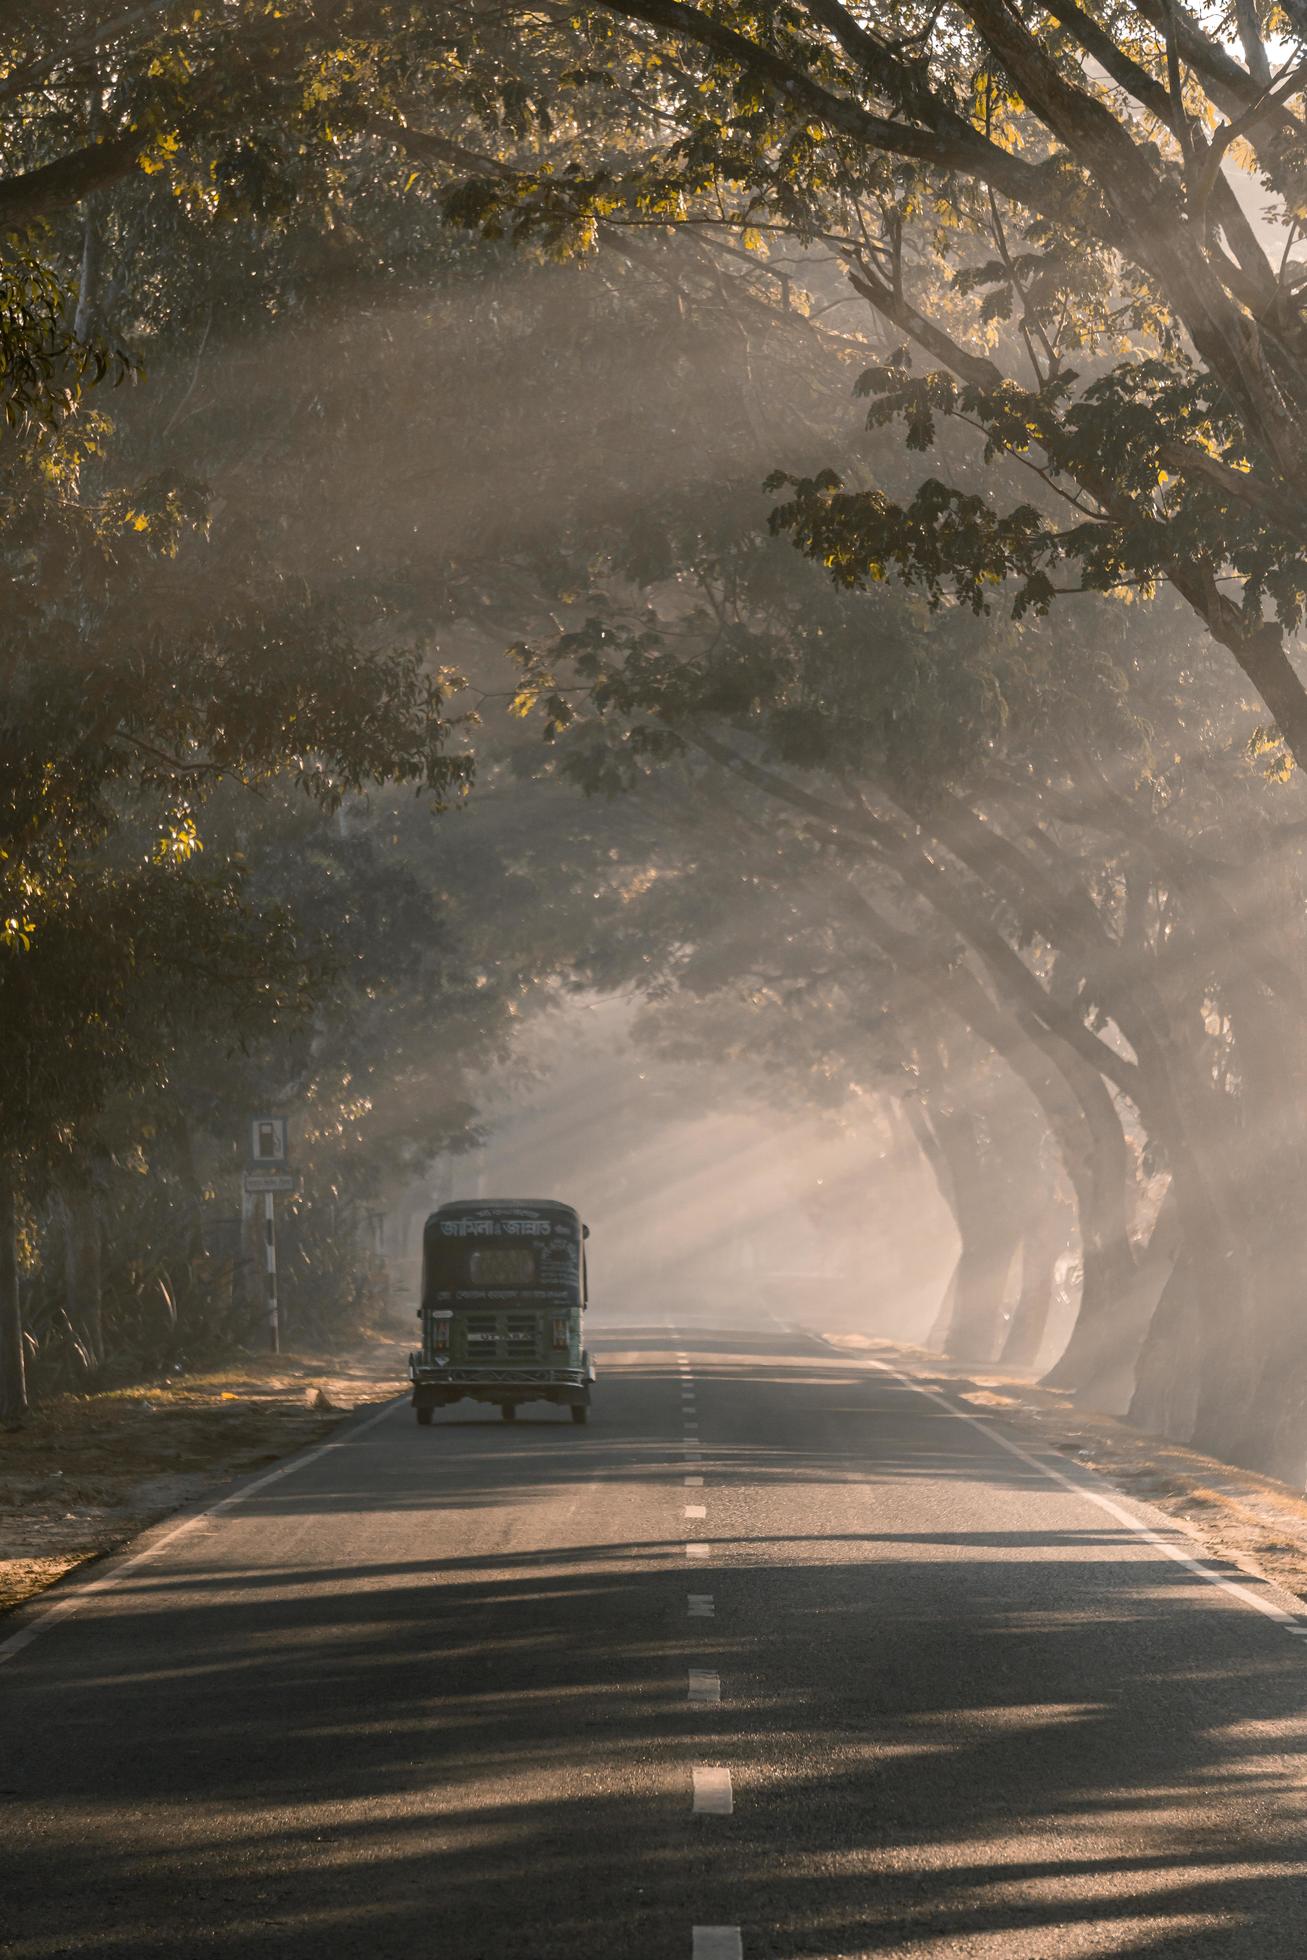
[
  {"x1": 863, "y1": 1360, "x2": 1300, "y2": 1629},
  {"x1": 0, "y1": 1397, "x2": 404, "y2": 1668}
]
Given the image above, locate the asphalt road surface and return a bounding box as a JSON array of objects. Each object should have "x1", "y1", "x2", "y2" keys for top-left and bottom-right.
[{"x1": 6, "y1": 1306, "x2": 1307, "y2": 1958}]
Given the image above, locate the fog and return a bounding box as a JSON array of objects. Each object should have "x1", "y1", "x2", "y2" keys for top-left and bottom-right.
[
  {"x1": 387, "y1": 995, "x2": 956, "y2": 1347},
  {"x1": 11, "y1": 73, "x2": 1307, "y2": 1498},
  {"x1": 134, "y1": 227, "x2": 1307, "y2": 1487}
]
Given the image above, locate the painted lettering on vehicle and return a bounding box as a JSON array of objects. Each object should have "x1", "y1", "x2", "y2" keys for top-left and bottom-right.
[{"x1": 439, "y1": 1219, "x2": 553, "y2": 1237}]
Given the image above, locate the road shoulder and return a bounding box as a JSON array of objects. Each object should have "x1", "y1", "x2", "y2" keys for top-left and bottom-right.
[
  {"x1": 818, "y1": 1331, "x2": 1307, "y2": 1609},
  {"x1": 0, "y1": 1334, "x2": 408, "y2": 1619}
]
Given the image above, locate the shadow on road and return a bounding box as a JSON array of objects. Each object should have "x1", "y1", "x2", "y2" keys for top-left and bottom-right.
[{"x1": 5, "y1": 1328, "x2": 1307, "y2": 1956}]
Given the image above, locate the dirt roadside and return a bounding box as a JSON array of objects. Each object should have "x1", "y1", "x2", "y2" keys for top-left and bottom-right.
[
  {"x1": 0, "y1": 1332, "x2": 409, "y2": 1618},
  {"x1": 822, "y1": 1332, "x2": 1307, "y2": 1606}
]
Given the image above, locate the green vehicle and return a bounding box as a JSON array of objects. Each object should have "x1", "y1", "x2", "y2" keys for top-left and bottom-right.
[{"x1": 409, "y1": 1198, "x2": 595, "y2": 1425}]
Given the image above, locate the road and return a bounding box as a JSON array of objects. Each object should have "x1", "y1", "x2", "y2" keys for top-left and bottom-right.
[{"x1": 6, "y1": 1307, "x2": 1307, "y2": 1958}]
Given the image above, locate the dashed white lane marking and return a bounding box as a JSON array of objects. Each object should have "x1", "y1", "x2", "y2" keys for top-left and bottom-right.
[
  {"x1": 692, "y1": 1766, "x2": 733, "y2": 1814},
  {"x1": 692, "y1": 1929, "x2": 742, "y2": 1960},
  {"x1": 0, "y1": 1398, "x2": 404, "y2": 1668},
  {"x1": 685, "y1": 1475, "x2": 704, "y2": 1486},
  {"x1": 685, "y1": 1504, "x2": 707, "y2": 1518},
  {"x1": 864, "y1": 1359, "x2": 1304, "y2": 1631},
  {"x1": 686, "y1": 1542, "x2": 711, "y2": 1560},
  {"x1": 689, "y1": 1669, "x2": 721, "y2": 1703},
  {"x1": 688, "y1": 1594, "x2": 714, "y2": 1617}
]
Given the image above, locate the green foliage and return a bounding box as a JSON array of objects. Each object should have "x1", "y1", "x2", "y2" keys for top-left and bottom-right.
[
  {"x1": 6, "y1": 0, "x2": 1307, "y2": 1462},
  {"x1": 0, "y1": 244, "x2": 130, "y2": 429},
  {"x1": 766, "y1": 466, "x2": 1055, "y2": 617}
]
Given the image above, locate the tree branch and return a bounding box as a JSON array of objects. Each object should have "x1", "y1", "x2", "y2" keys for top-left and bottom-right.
[
  {"x1": 0, "y1": 130, "x2": 143, "y2": 233},
  {"x1": 684, "y1": 725, "x2": 1145, "y2": 1102}
]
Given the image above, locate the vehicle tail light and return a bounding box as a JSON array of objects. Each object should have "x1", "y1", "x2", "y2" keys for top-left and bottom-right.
[{"x1": 552, "y1": 1315, "x2": 567, "y2": 1351}]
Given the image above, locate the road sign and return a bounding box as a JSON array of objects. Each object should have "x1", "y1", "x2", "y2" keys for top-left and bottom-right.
[
  {"x1": 248, "y1": 1116, "x2": 289, "y2": 1170},
  {"x1": 243, "y1": 1119, "x2": 293, "y2": 1356},
  {"x1": 243, "y1": 1169, "x2": 298, "y2": 1195}
]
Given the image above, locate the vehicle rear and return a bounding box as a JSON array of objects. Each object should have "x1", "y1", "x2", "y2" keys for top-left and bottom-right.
[{"x1": 409, "y1": 1198, "x2": 594, "y2": 1425}]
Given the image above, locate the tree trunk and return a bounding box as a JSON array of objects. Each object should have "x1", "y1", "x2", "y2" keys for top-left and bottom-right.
[
  {"x1": 840, "y1": 882, "x2": 1139, "y2": 1392},
  {"x1": 1129, "y1": 1241, "x2": 1204, "y2": 1445},
  {"x1": 926, "y1": 1256, "x2": 959, "y2": 1351},
  {"x1": 0, "y1": 1166, "x2": 27, "y2": 1427},
  {"x1": 1184, "y1": 981, "x2": 1307, "y2": 1475},
  {"x1": 902, "y1": 1097, "x2": 961, "y2": 1350},
  {"x1": 72, "y1": 197, "x2": 104, "y2": 345},
  {"x1": 60, "y1": 1183, "x2": 103, "y2": 1368},
  {"x1": 926, "y1": 1100, "x2": 1023, "y2": 1363},
  {"x1": 822, "y1": 869, "x2": 1146, "y2": 1409},
  {"x1": 947, "y1": 1210, "x2": 1021, "y2": 1363},
  {"x1": 1037, "y1": 1068, "x2": 1138, "y2": 1394},
  {"x1": 1124, "y1": 995, "x2": 1305, "y2": 1473},
  {"x1": 1000, "y1": 1201, "x2": 1069, "y2": 1369},
  {"x1": 1187, "y1": 1212, "x2": 1307, "y2": 1480},
  {"x1": 164, "y1": 1110, "x2": 206, "y2": 1266}
]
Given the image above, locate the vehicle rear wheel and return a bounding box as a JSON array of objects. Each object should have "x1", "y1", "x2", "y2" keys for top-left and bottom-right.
[
  {"x1": 571, "y1": 1403, "x2": 588, "y2": 1425},
  {"x1": 415, "y1": 1406, "x2": 433, "y2": 1426},
  {"x1": 501, "y1": 1403, "x2": 517, "y2": 1422}
]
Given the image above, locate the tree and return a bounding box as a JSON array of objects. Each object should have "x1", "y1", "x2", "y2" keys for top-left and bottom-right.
[
  {"x1": 553, "y1": 0, "x2": 1307, "y2": 776},
  {"x1": 16, "y1": 2, "x2": 1307, "y2": 758},
  {"x1": 15, "y1": 0, "x2": 1307, "y2": 1482},
  {"x1": 503, "y1": 462, "x2": 1307, "y2": 1471}
]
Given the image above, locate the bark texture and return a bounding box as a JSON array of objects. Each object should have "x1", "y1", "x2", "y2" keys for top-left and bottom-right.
[{"x1": 0, "y1": 1168, "x2": 27, "y2": 1427}]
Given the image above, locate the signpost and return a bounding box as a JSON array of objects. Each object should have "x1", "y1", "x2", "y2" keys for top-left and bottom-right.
[
  {"x1": 244, "y1": 1170, "x2": 298, "y2": 1195},
  {"x1": 250, "y1": 1117, "x2": 289, "y2": 1168},
  {"x1": 244, "y1": 1119, "x2": 294, "y2": 1353}
]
